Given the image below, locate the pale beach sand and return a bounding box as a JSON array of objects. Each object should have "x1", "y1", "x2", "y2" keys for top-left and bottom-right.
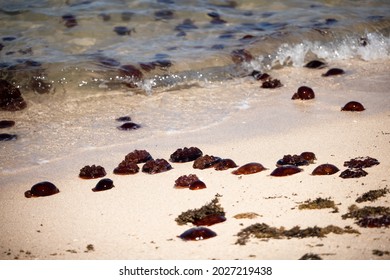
[{"x1": 1, "y1": 58, "x2": 389, "y2": 260}]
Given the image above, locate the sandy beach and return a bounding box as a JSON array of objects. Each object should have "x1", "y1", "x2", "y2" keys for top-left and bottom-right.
[{"x1": 1, "y1": 58, "x2": 389, "y2": 260}]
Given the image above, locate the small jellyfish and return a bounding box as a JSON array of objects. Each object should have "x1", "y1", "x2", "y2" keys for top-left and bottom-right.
[
  {"x1": 304, "y1": 60, "x2": 326, "y2": 69},
  {"x1": 341, "y1": 101, "x2": 365, "y2": 112},
  {"x1": 113, "y1": 161, "x2": 139, "y2": 175},
  {"x1": 170, "y1": 147, "x2": 203, "y2": 162},
  {"x1": 124, "y1": 149, "x2": 153, "y2": 164},
  {"x1": 79, "y1": 165, "x2": 106, "y2": 179},
  {"x1": 115, "y1": 116, "x2": 131, "y2": 122},
  {"x1": 193, "y1": 155, "x2": 221, "y2": 169},
  {"x1": 300, "y1": 152, "x2": 317, "y2": 163},
  {"x1": 25, "y1": 181, "x2": 60, "y2": 198},
  {"x1": 193, "y1": 214, "x2": 226, "y2": 226},
  {"x1": 311, "y1": 164, "x2": 339, "y2": 175},
  {"x1": 231, "y1": 49, "x2": 253, "y2": 64},
  {"x1": 344, "y1": 156, "x2": 379, "y2": 168},
  {"x1": 117, "y1": 122, "x2": 141, "y2": 130},
  {"x1": 214, "y1": 158, "x2": 238, "y2": 171},
  {"x1": 232, "y1": 162, "x2": 267, "y2": 175},
  {"x1": 270, "y1": 165, "x2": 302, "y2": 177},
  {"x1": 322, "y1": 68, "x2": 345, "y2": 77},
  {"x1": 178, "y1": 227, "x2": 217, "y2": 241},
  {"x1": 113, "y1": 26, "x2": 132, "y2": 36},
  {"x1": 0, "y1": 79, "x2": 27, "y2": 111},
  {"x1": 291, "y1": 86, "x2": 315, "y2": 100},
  {"x1": 92, "y1": 178, "x2": 114, "y2": 192},
  {"x1": 0, "y1": 133, "x2": 17, "y2": 141},
  {"x1": 142, "y1": 159, "x2": 172, "y2": 174},
  {"x1": 339, "y1": 168, "x2": 368, "y2": 179},
  {"x1": 62, "y1": 14, "x2": 77, "y2": 28},
  {"x1": 189, "y1": 180, "x2": 207, "y2": 190},
  {"x1": 261, "y1": 79, "x2": 282, "y2": 89},
  {"x1": 276, "y1": 154, "x2": 308, "y2": 167},
  {"x1": 174, "y1": 174, "x2": 199, "y2": 188}
]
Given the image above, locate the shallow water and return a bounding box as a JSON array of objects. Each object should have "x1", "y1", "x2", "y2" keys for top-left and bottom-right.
[{"x1": 0, "y1": 0, "x2": 389, "y2": 92}]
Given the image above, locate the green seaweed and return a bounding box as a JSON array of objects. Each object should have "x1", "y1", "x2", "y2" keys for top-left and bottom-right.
[
  {"x1": 175, "y1": 194, "x2": 225, "y2": 225},
  {"x1": 298, "y1": 197, "x2": 338, "y2": 212},
  {"x1": 341, "y1": 205, "x2": 390, "y2": 220},
  {"x1": 355, "y1": 188, "x2": 388, "y2": 203},
  {"x1": 236, "y1": 223, "x2": 359, "y2": 245}
]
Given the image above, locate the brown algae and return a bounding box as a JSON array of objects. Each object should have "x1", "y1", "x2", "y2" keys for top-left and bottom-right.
[
  {"x1": 236, "y1": 223, "x2": 359, "y2": 245},
  {"x1": 355, "y1": 188, "x2": 389, "y2": 203},
  {"x1": 298, "y1": 197, "x2": 338, "y2": 213}
]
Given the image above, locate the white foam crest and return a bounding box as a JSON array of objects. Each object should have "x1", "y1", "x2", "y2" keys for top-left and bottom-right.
[{"x1": 267, "y1": 32, "x2": 390, "y2": 67}]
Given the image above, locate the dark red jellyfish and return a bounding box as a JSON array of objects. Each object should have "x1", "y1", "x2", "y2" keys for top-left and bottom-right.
[
  {"x1": 178, "y1": 227, "x2": 217, "y2": 241},
  {"x1": 270, "y1": 165, "x2": 302, "y2": 177},
  {"x1": 291, "y1": 86, "x2": 315, "y2": 100},
  {"x1": 232, "y1": 162, "x2": 267, "y2": 175},
  {"x1": 311, "y1": 164, "x2": 339, "y2": 175},
  {"x1": 341, "y1": 101, "x2": 365, "y2": 112},
  {"x1": 92, "y1": 178, "x2": 114, "y2": 192},
  {"x1": 25, "y1": 181, "x2": 60, "y2": 198},
  {"x1": 189, "y1": 180, "x2": 207, "y2": 190}
]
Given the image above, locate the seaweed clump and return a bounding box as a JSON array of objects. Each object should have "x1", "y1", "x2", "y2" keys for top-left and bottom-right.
[
  {"x1": 341, "y1": 205, "x2": 390, "y2": 220},
  {"x1": 342, "y1": 204, "x2": 390, "y2": 228},
  {"x1": 175, "y1": 194, "x2": 225, "y2": 225},
  {"x1": 355, "y1": 188, "x2": 388, "y2": 203},
  {"x1": 235, "y1": 223, "x2": 359, "y2": 245},
  {"x1": 298, "y1": 197, "x2": 338, "y2": 213}
]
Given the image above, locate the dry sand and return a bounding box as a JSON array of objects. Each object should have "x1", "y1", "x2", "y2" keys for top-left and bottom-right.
[{"x1": 0, "y1": 58, "x2": 389, "y2": 260}]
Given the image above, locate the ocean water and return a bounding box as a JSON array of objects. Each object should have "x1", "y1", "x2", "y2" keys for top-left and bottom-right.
[
  {"x1": 1, "y1": 0, "x2": 390, "y2": 172},
  {"x1": 0, "y1": 0, "x2": 390, "y2": 93}
]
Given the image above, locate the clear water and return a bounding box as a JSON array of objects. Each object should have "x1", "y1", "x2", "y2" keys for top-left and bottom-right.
[{"x1": 0, "y1": 0, "x2": 389, "y2": 93}]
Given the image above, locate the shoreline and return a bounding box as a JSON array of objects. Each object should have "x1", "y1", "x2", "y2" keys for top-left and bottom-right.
[{"x1": 1, "y1": 58, "x2": 389, "y2": 260}]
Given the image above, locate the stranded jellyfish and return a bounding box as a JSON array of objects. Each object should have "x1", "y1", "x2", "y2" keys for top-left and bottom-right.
[
  {"x1": 25, "y1": 181, "x2": 60, "y2": 198},
  {"x1": 113, "y1": 161, "x2": 139, "y2": 175},
  {"x1": 193, "y1": 155, "x2": 221, "y2": 169},
  {"x1": 305, "y1": 60, "x2": 326, "y2": 69},
  {"x1": 300, "y1": 152, "x2": 317, "y2": 163},
  {"x1": 0, "y1": 120, "x2": 15, "y2": 129},
  {"x1": 174, "y1": 174, "x2": 200, "y2": 188},
  {"x1": 0, "y1": 79, "x2": 27, "y2": 111},
  {"x1": 79, "y1": 165, "x2": 106, "y2": 179},
  {"x1": 270, "y1": 165, "x2": 302, "y2": 177},
  {"x1": 170, "y1": 147, "x2": 203, "y2": 162},
  {"x1": 339, "y1": 168, "x2": 368, "y2": 179},
  {"x1": 322, "y1": 68, "x2": 345, "y2": 77},
  {"x1": 341, "y1": 101, "x2": 365, "y2": 112},
  {"x1": 311, "y1": 164, "x2": 339, "y2": 175},
  {"x1": 189, "y1": 180, "x2": 207, "y2": 190},
  {"x1": 178, "y1": 227, "x2": 217, "y2": 241},
  {"x1": 214, "y1": 158, "x2": 238, "y2": 171},
  {"x1": 291, "y1": 86, "x2": 315, "y2": 100},
  {"x1": 232, "y1": 162, "x2": 267, "y2": 175},
  {"x1": 142, "y1": 159, "x2": 172, "y2": 174},
  {"x1": 276, "y1": 154, "x2": 309, "y2": 167},
  {"x1": 344, "y1": 156, "x2": 379, "y2": 168},
  {"x1": 117, "y1": 122, "x2": 141, "y2": 130},
  {"x1": 0, "y1": 133, "x2": 17, "y2": 141},
  {"x1": 92, "y1": 178, "x2": 114, "y2": 192}
]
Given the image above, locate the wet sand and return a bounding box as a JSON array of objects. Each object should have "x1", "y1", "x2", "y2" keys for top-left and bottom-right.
[{"x1": 1, "y1": 58, "x2": 389, "y2": 260}]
